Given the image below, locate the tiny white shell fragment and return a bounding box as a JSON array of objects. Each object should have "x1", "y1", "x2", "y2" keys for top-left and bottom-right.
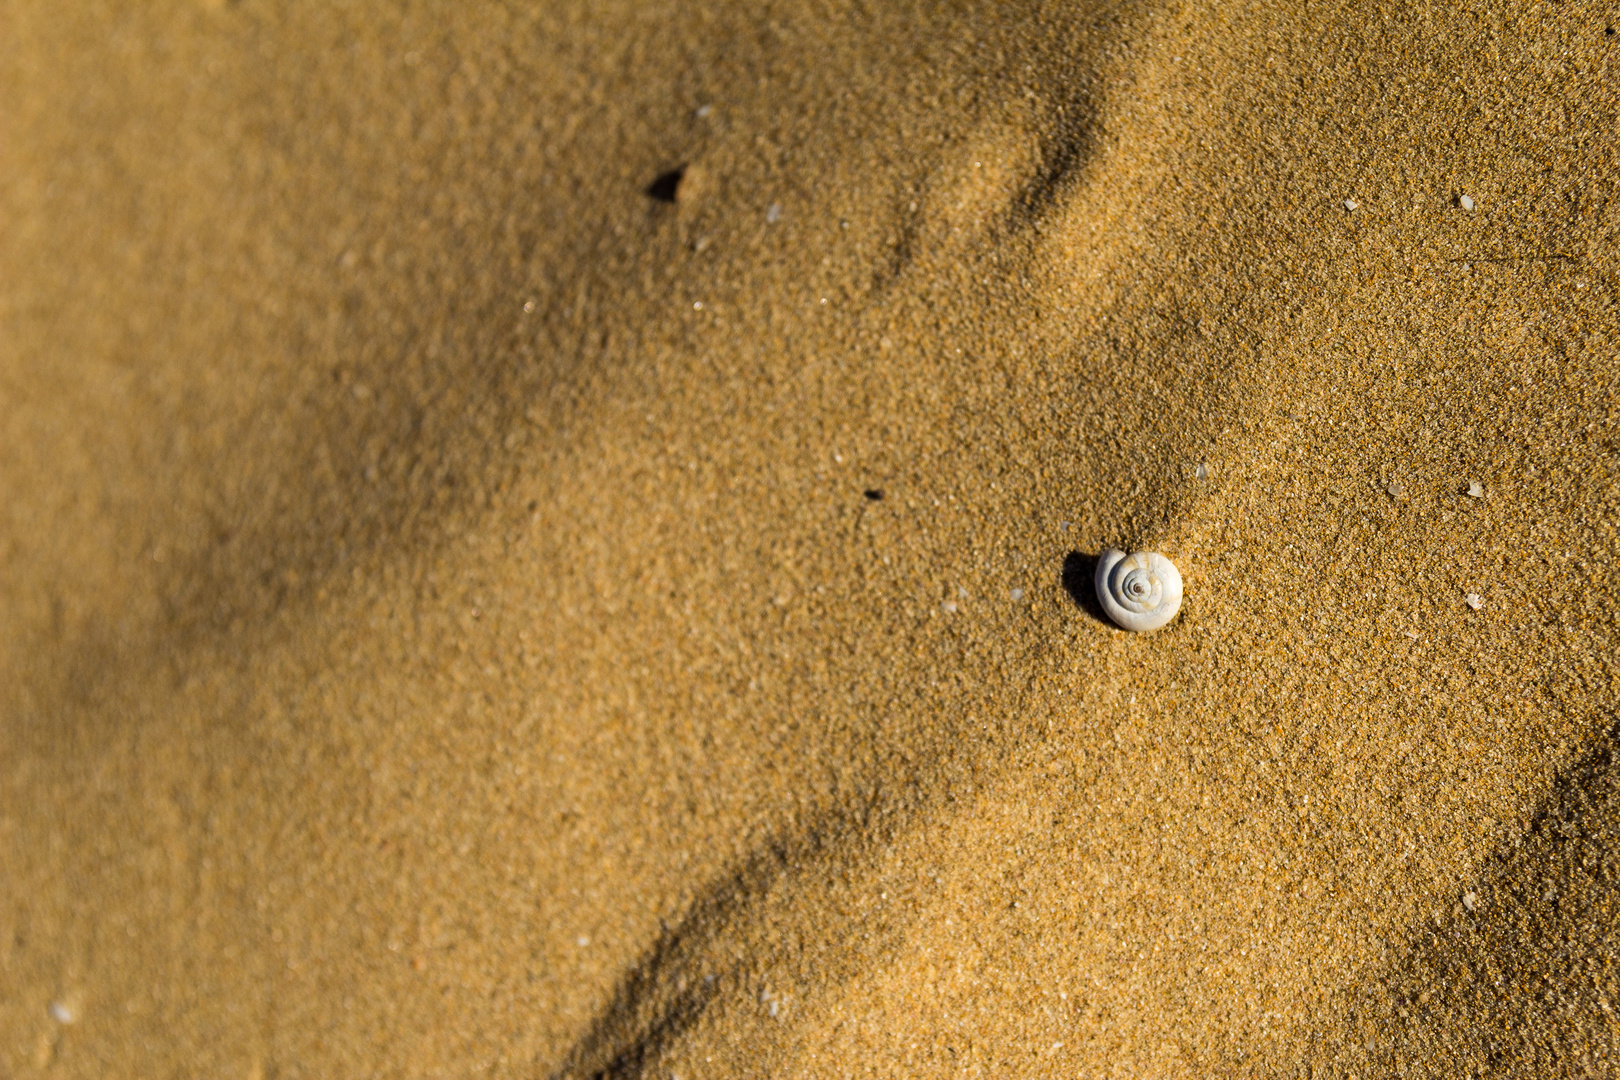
[
  {"x1": 1467, "y1": 480, "x2": 1484, "y2": 498},
  {"x1": 1458, "y1": 193, "x2": 1475, "y2": 211},
  {"x1": 1344, "y1": 198, "x2": 1358, "y2": 211},
  {"x1": 1095, "y1": 549, "x2": 1183, "y2": 632},
  {"x1": 1465, "y1": 592, "x2": 1484, "y2": 610},
  {"x1": 48, "y1": 1001, "x2": 74, "y2": 1024},
  {"x1": 1463, "y1": 890, "x2": 1478, "y2": 912}
]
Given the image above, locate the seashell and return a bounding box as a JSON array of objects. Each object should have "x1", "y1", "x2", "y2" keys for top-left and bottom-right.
[{"x1": 1094, "y1": 549, "x2": 1183, "y2": 632}]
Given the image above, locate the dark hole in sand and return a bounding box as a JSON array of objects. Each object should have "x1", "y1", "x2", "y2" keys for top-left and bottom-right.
[
  {"x1": 646, "y1": 167, "x2": 685, "y2": 203},
  {"x1": 863, "y1": 489, "x2": 884, "y2": 501}
]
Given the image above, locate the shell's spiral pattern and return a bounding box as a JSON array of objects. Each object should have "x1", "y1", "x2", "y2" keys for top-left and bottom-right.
[{"x1": 1094, "y1": 549, "x2": 1183, "y2": 632}]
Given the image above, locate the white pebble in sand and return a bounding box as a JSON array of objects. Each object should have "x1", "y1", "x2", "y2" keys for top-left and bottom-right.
[
  {"x1": 1344, "y1": 198, "x2": 1358, "y2": 211},
  {"x1": 766, "y1": 202, "x2": 782, "y2": 223},
  {"x1": 1458, "y1": 193, "x2": 1475, "y2": 211},
  {"x1": 1463, "y1": 891, "x2": 1478, "y2": 912},
  {"x1": 1467, "y1": 480, "x2": 1484, "y2": 498},
  {"x1": 48, "y1": 1001, "x2": 74, "y2": 1024},
  {"x1": 1010, "y1": 588, "x2": 1024, "y2": 601},
  {"x1": 1465, "y1": 593, "x2": 1484, "y2": 610}
]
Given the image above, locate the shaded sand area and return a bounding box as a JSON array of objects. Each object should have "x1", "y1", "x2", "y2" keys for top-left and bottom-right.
[{"x1": 2, "y1": 1, "x2": 1618, "y2": 1076}]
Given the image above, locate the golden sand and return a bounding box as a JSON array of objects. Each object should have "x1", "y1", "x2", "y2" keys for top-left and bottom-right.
[{"x1": 2, "y1": 2, "x2": 1617, "y2": 1076}]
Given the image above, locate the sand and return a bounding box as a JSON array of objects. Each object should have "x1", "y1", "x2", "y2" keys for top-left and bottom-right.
[{"x1": 1, "y1": 1, "x2": 1617, "y2": 1076}]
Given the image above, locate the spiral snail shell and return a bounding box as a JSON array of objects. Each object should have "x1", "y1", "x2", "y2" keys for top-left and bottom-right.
[{"x1": 1094, "y1": 549, "x2": 1183, "y2": 632}]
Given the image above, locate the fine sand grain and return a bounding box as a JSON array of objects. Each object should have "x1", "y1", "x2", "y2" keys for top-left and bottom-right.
[{"x1": 2, "y1": 2, "x2": 1617, "y2": 1077}]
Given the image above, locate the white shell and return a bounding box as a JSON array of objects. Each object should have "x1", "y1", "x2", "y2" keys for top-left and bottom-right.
[{"x1": 1094, "y1": 549, "x2": 1183, "y2": 632}]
